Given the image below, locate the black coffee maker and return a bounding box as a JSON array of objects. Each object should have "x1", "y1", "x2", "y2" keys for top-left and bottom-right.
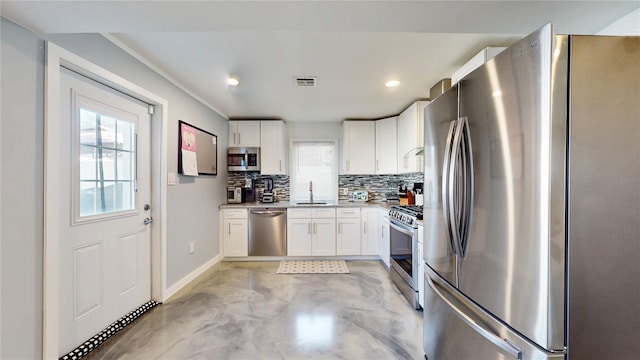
[
  {"x1": 262, "y1": 178, "x2": 275, "y2": 203},
  {"x1": 242, "y1": 177, "x2": 256, "y2": 203}
]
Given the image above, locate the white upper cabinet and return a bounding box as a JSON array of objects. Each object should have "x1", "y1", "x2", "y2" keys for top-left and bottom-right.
[
  {"x1": 397, "y1": 101, "x2": 428, "y2": 173},
  {"x1": 260, "y1": 120, "x2": 286, "y2": 175},
  {"x1": 229, "y1": 120, "x2": 261, "y2": 147},
  {"x1": 341, "y1": 121, "x2": 376, "y2": 174},
  {"x1": 375, "y1": 116, "x2": 398, "y2": 174}
]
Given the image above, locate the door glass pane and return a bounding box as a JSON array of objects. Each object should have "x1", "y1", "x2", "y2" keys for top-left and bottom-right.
[
  {"x1": 117, "y1": 119, "x2": 134, "y2": 151},
  {"x1": 79, "y1": 145, "x2": 96, "y2": 181},
  {"x1": 117, "y1": 151, "x2": 133, "y2": 180},
  {"x1": 100, "y1": 181, "x2": 117, "y2": 213},
  {"x1": 79, "y1": 181, "x2": 98, "y2": 216},
  {"x1": 115, "y1": 182, "x2": 133, "y2": 211},
  {"x1": 80, "y1": 109, "x2": 97, "y2": 146},
  {"x1": 100, "y1": 148, "x2": 117, "y2": 181},
  {"x1": 77, "y1": 107, "x2": 136, "y2": 218},
  {"x1": 99, "y1": 115, "x2": 117, "y2": 149}
]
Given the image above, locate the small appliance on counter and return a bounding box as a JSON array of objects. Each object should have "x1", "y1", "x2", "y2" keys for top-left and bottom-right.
[
  {"x1": 413, "y1": 182, "x2": 424, "y2": 206},
  {"x1": 352, "y1": 191, "x2": 369, "y2": 202},
  {"x1": 399, "y1": 184, "x2": 409, "y2": 205},
  {"x1": 242, "y1": 177, "x2": 256, "y2": 202},
  {"x1": 262, "y1": 177, "x2": 275, "y2": 203},
  {"x1": 243, "y1": 187, "x2": 256, "y2": 202},
  {"x1": 227, "y1": 186, "x2": 242, "y2": 203}
]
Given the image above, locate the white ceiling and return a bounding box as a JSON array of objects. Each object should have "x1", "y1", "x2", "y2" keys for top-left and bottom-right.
[{"x1": 2, "y1": 1, "x2": 638, "y2": 122}]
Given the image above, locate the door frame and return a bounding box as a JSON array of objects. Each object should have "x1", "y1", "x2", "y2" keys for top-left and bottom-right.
[{"x1": 44, "y1": 42, "x2": 168, "y2": 359}]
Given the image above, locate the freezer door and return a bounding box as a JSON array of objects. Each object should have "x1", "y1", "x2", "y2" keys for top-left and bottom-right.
[
  {"x1": 423, "y1": 267, "x2": 564, "y2": 360},
  {"x1": 456, "y1": 23, "x2": 566, "y2": 350},
  {"x1": 423, "y1": 86, "x2": 459, "y2": 287}
]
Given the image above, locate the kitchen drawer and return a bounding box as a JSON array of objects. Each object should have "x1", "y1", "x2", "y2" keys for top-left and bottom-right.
[
  {"x1": 337, "y1": 208, "x2": 360, "y2": 218},
  {"x1": 312, "y1": 208, "x2": 336, "y2": 219},
  {"x1": 224, "y1": 209, "x2": 248, "y2": 219},
  {"x1": 288, "y1": 208, "x2": 313, "y2": 218}
]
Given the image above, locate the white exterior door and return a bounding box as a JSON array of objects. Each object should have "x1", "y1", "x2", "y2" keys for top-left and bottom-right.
[{"x1": 58, "y1": 68, "x2": 152, "y2": 355}]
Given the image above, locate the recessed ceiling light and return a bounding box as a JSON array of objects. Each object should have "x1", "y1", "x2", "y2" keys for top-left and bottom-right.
[
  {"x1": 227, "y1": 77, "x2": 239, "y2": 86},
  {"x1": 385, "y1": 80, "x2": 400, "y2": 87}
]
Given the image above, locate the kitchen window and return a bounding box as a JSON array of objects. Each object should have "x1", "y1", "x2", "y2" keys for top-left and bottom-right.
[{"x1": 289, "y1": 140, "x2": 338, "y2": 203}]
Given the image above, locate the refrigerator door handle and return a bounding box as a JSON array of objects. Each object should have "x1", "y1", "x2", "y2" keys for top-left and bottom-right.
[
  {"x1": 426, "y1": 269, "x2": 523, "y2": 360},
  {"x1": 460, "y1": 116, "x2": 474, "y2": 258},
  {"x1": 442, "y1": 120, "x2": 459, "y2": 255},
  {"x1": 449, "y1": 118, "x2": 465, "y2": 256}
]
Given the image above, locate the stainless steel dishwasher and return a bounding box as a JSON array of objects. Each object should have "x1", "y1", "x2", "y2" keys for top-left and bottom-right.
[{"x1": 248, "y1": 208, "x2": 287, "y2": 256}]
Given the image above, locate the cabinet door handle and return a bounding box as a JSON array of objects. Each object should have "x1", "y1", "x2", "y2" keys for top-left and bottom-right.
[
  {"x1": 347, "y1": 160, "x2": 350, "y2": 171},
  {"x1": 279, "y1": 160, "x2": 282, "y2": 171},
  {"x1": 363, "y1": 221, "x2": 367, "y2": 234},
  {"x1": 233, "y1": 133, "x2": 237, "y2": 145},
  {"x1": 313, "y1": 222, "x2": 317, "y2": 234},
  {"x1": 228, "y1": 223, "x2": 231, "y2": 235},
  {"x1": 308, "y1": 222, "x2": 311, "y2": 235}
]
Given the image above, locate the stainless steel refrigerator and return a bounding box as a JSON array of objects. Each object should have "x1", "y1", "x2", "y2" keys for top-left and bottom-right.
[{"x1": 422, "y1": 24, "x2": 639, "y2": 360}]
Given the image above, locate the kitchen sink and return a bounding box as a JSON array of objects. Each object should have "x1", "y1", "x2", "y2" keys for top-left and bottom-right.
[{"x1": 295, "y1": 202, "x2": 328, "y2": 205}]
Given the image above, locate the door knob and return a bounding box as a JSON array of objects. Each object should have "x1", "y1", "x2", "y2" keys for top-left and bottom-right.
[{"x1": 144, "y1": 204, "x2": 151, "y2": 211}]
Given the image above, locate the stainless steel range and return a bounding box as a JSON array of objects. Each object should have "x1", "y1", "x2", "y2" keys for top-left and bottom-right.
[{"x1": 389, "y1": 205, "x2": 422, "y2": 309}]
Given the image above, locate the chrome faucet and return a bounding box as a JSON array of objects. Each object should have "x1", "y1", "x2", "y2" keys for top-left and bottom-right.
[{"x1": 309, "y1": 181, "x2": 314, "y2": 203}]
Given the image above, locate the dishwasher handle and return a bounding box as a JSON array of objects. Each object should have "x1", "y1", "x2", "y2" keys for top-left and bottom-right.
[{"x1": 250, "y1": 209, "x2": 286, "y2": 216}]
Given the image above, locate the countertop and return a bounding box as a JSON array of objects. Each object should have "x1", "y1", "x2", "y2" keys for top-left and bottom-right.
[{"x1": 220, "y1": 200, "x2": 396, "y2": 210}]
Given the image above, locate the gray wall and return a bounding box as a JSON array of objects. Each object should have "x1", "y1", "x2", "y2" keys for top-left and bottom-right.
[
  {"x1": 1, "y1": 17, "x2": 45, "y2": 359},
  {"x1": 1, "y1": 17, "x2": 228, "y2": 358}
]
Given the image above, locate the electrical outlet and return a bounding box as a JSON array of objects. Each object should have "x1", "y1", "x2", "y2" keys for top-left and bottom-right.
[
  {"x1": 189, "y1": 242, "x2": 195, "y2": 254},
  {"x1": 340, "y1": 187, "x2": 349, "y2": 196}
]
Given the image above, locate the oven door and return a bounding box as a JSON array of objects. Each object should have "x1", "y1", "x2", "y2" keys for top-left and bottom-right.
[{"x1": 390, "y1": 219, "x2": 418, "y2": 290}]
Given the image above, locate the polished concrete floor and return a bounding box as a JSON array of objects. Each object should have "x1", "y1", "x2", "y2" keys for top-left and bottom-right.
[{"x1": 86, "y1": 261, "x2": 424, "y2": 359}]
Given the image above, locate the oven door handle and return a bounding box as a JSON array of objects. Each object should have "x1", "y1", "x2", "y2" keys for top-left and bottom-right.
[{"x1": 390, "y1": 220, "x2": 415, "y2": 237}]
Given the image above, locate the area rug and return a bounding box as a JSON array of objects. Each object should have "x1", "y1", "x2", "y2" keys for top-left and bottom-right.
[{"x1": 277, "y1": 260, "x2": 349, "y2": 274}]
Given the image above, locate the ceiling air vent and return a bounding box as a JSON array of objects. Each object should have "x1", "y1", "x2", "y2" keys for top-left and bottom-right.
[{"x1": 294, "y1": 76, "x2": 317, "y2": 87}]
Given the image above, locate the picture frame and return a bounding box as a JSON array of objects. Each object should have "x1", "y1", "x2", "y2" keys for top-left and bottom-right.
[{"x1": 178, "y1": 120, "x2": 218, "y2": 176}]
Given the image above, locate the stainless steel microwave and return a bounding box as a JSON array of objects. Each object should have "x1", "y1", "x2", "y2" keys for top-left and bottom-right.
[{"x1": 228, "y1": 147, "x2": 260, "y2": 172}]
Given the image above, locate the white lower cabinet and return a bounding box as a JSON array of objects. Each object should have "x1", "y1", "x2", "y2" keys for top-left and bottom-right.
[
  {"x1": 312, "y1": 218, "x2": 337, "y2": 256},
  {"x1": 418, "y1": 223, "x2": 424, "y2": 308},
  {"x1": 222, "y1": 206, "x2": 390, "y2": 259},
  {"x1": 287, "y1": 218, "x2": 313, "y2": 255},
  {"x1": 287, "y1": 208, "x2": 336, "y2": 256},
  {"x1": 361, "y1": 208, "x2": 378, "y2": 255},
  {"x1": 378, "y1": 208, "x2": 390, "y2": 267},
  {"x1": 337, "y1": 208, "x2": 361, "y2": 255},
  {"x1": 222, "y1": 209, "x2": 248, "y2": 257}
]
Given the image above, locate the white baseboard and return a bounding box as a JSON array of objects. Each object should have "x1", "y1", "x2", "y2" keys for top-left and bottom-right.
[{"x1": 164, "y1": 254, "x2": 222, "y2": 301}]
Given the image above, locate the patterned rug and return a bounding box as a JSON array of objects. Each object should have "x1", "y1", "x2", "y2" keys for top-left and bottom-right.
[{"x1": 277, "y1": 260, "x2": 349, "y2": 274}]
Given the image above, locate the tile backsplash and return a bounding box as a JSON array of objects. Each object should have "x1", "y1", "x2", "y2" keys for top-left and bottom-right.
[
  {"x1": 338, "y1": 173, "x2": 424, "y2": 201},
  {"x1": 227, "y1": 172, "x2": 423, "y2": 202},
  {"x1": 227, "y1": 172, "x2": 290, "y2": 201}
]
